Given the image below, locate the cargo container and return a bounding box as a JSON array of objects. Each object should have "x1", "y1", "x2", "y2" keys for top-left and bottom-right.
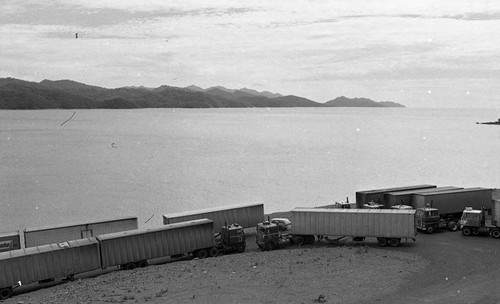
[
  {"x1": 414, "y1": 188, "x2": 492, "y2": 233},
  {"x1": 356, "y1": 185, "x2": 437, "y2": 208},
  {"x1": 0, "y1": 231, "x2": 21, "y2": 253},
  {"x1": 0, "y1": 238, "x2": 101, "y2": 299},
  {"x1": 384, "y1": 186, "x2": 462, "y2": 207},
  {"x1": 24, "y1": 216, "x2": 138, "y2": 248},
  {"x1": 97, "y1": 219, "x2": 216, "y2": 269},
  {"x1": 412, "y1": 188, "x2": 491, "y2": 212},
  {"x1": 163, "y1": 203, "x2": 264, "y2": 229},
  {"x1": 256, "y1": 208, "x2": 416, "y2": 250}
]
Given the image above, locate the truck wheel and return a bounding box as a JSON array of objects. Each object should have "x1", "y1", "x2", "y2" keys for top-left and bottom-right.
[
  {"x1": 304, "y1": 235, "x2": 315, "y2": 244},
  {"x1": 293, "y1": 236, "x2": 304, "y2": 246},
  {"x1": 196, "y1": 249, "x2": 208, "y2": 259},
  {"x1": 209, "y1": 247, "x2": 219, "y2": 257},
  {"x1": 448, "y1": 222, "x2": 458, "y2": 232},
  {"x1": 462, "y1": 227, "x2": 472, "y2": 236},
  {"x1": 0, "y1": 288, "x2": 13, "y2": 300},
  {"x1": 388, "y1": 238, "x2": 401, "y2": 247},
  {"x1": 426, "y1": 226, "x2": 435, "y2": 234},
  {"x1": 236, "y1": 243, "x2": 246, "y2": 253},
  {"x1": 123, "y1": 263, "x2": 136, "y2": 270},
  {"x1": 265, "y1": 242, "x2": 274, "y2": 251},
  {"x1": 491, "y1": 229, "x2": 500, "y2": 239},
  {"x1": 377, "y1": 238, "x2": 388, "y2": 247},
  {"x1": 137, "y1": 260, "x2": 148, "y2": 268}
]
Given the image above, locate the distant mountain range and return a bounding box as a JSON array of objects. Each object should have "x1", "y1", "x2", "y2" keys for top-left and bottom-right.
[{"x1": 0, "y1": 78, "x2": 405, "y2": 109}]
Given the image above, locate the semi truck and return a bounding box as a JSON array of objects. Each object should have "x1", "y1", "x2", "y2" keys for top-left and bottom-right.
[
  {"x1": 23, "y1": 216, "x2": 138, "y2": 248},
  {"x1": 256, "y1": 208, "x2": 417, "y2": 250},
  {"x1": 459, "y1": 200, "x2": 500, "y2": 239},
  {"x1": 413, "y1": 188, "x2": 492, "y2": 233},
  {"x1": 162, "y1": 203, "x2": 264, "y2": 229}
]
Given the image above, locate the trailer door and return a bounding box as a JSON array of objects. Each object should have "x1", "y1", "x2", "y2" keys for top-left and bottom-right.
[{"x1": 81, "y1": 229, "x2": 93, "y2": 238}]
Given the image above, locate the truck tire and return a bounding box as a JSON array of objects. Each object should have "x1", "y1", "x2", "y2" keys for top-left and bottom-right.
[
  {"x1": 236, "y1": 243, "x2": 246, "y2": 253},
  {"x1": 304, "y1": 235, "x2": 315, "y2": 244},
  {"x1": 448, "y1": 222, "x2": 458, "y2": 231},
  {"x1": 388, "y1": 238, "x2": 401, "y2": 247},
  {"x1": 137, "y1": 260, "x2": 148, "y2": 268},
  {"x1": 293, "y1": 236, "x2": 304, "y2": 246},
  {"x1": 377, "y1": 238, "x2": 388, "y2": 247},
  {"x1": 462, "y1": 227, "x2": 472, "y2": 236},
  {"x1": 209, "y1": 247, "x2": 219, "y2": 257},
  {"x1": 0, "y1": 288, "x2": 13, "y2": 300},
  {"x1": 196, "y1": 249, "x2": 208, "y2": 259},
  {"x1": 265, "y1": 242, "x2": 274, "y2": 251},
  {"x1": 491, "y1": 229, "x2": 500, "y2": 239},
  {"x1": 123, "y1": 263, "x2": 136, "y2": 270},
  {"x1": 426, "y1": 226, "x2": 435, "y2": 234}
]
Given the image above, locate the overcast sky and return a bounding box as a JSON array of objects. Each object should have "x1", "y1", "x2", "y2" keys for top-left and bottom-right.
[{"x1": 1, "y1": 0, "x2": 500, "y2": 108}]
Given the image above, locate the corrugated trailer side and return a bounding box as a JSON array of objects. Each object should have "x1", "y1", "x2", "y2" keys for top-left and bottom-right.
[
  {"x1": 385, "y1": 186, "x2": 462, "y2": 207},
  {"x1": 24, "y1": 216, "x2": 138, "y2": 248},
  {"x1": 162, "y1": 203, "x2": 264, "y2": 229},
  {"x1": 0, "y1": 231, "x2": 21, "y2": 253},
  {"x1": 492, "y1": 200, "x2": 500, "y2": 226},
  {"x1": 97, "y1": 219, "x2": 215, "y2": 269},
  {"x1": 355, "y1": 185, "x2": 437, "y2": 208},
  {"x1": 412, "y1": 188, "x2": 492, "y2": 214},
  {"x1": 291, "y1": 208, "x2": 416, "y2": 239},
  {"x1": 0, "y1": 238, "x2": 101, "y2": 297}
]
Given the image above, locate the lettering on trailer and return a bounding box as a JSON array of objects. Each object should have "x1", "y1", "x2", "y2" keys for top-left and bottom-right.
[{"x1": 0, "y1": 240, "x2": 13, "y2": 250}]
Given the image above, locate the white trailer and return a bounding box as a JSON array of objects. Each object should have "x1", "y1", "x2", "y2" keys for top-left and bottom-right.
[
  {"x1": 162, "y1": 203, "x2": 264, "y2": 229},
  {"x1": 97, "y1": 219, "x2": 216, "y2": 269},
  {"x1": 24, "y1": 216, "x2": 138, "y2": 248},
  {"x1": 290, "y1": 208, "x2": 416, "y2": 247},
  {"x1": 0, "y1": 238, "x2": 101, "y2": 299}
]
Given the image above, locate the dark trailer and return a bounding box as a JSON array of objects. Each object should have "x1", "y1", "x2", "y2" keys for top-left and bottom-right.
[{"x1": 356, "y1": 185, "x2": 437, "y2": 208}]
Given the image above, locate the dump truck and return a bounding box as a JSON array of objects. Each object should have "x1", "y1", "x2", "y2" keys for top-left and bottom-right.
[
  {"x1": 256, "y1": 208, "x2": 416, "y2": 250},
  {"x1": 356, "y1": 184, "x2": 437, "y2": 208},
  {"x1": 163, "y1": 203, "x2": 264, "y2": 229},
  {"x1": 24, "y1": 216, "x2": 138, "y2": 248},
  {"x1": 460, "y1": 200, "x2": 500, "y2": 238},
  {"x1": 413, "y1": 188, "x2": 492, "y2": 233}
]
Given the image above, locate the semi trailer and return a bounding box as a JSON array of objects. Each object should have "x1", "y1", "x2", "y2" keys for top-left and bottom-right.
[
  {"x1": 0, "y1": 219, "x2": 219, "y2": 299},
  {"x1": 24, "y1": 216, "x2": 138, "y2": 248},
  {"x1": 256, "y1": 208, "x2": 416, "y2": 250},
  {"x1": 356, "y1": 184, "x2": 437, "y2": 208},
  {"x1": 413, "y1": 188, "x2": 492, "y2": 233},
  {"x1": 162, "y1": 203, "x2": 264, "y2": 229},
  {"x1": 0, "y1": 231, "x2": 21, "y2": 253}
]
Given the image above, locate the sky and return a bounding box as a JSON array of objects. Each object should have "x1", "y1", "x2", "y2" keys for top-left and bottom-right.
[{"x1": 1, "y1": 0, "x2": 500, "y2": 108}]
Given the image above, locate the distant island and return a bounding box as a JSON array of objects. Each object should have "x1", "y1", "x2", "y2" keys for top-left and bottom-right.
[
  {"x1": 476, "y1": 118, "x2": 500, "y2": 125},
  {"x1": 0, "y1": 78, "x2": 405, "y2": 109}
]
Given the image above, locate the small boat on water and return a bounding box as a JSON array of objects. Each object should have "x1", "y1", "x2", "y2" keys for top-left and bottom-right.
[{"x1": 476, "y1": 118, "x2": 500, "y2": 125}]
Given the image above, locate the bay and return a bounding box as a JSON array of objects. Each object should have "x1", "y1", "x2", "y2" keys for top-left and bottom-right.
[{"x1": 1, "y1": 108, "x2": 499, "y2": 232}]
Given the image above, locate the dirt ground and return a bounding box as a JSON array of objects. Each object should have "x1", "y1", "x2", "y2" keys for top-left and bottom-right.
[{"x1": 2, "y1": 229, "x2": 499, "y2": 304}]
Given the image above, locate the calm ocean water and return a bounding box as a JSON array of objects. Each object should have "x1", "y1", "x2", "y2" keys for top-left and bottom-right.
[{"x1": 1, "y1": 108, "x2": 499, "y2": 232}]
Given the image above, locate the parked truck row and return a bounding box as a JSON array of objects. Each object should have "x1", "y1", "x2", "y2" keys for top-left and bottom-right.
[
  {"x1": 355, "y1": 185, "x2": 494, "y2": 234},
  {"x1": 0, "y1": 203, "x2": 265, "y2": 299}
]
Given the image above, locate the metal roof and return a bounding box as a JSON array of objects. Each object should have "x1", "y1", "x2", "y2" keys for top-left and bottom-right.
[{"x1": 292, "y1": 207, "x2": 416, "y2": 215}]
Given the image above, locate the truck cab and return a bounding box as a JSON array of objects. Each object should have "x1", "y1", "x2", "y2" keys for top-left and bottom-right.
[
  {"x1": 415, "y1": 207, "x2": 458, "y2": 233},
  {"x1": 216, "y1": 223, "x2": 246, "y2": 253},
  {"x1": 256, "y1": 221, "x2": 290, "y2": 251},
  {"x1": 459, "y1": 207, "x2": 498, "y2": 237}
]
